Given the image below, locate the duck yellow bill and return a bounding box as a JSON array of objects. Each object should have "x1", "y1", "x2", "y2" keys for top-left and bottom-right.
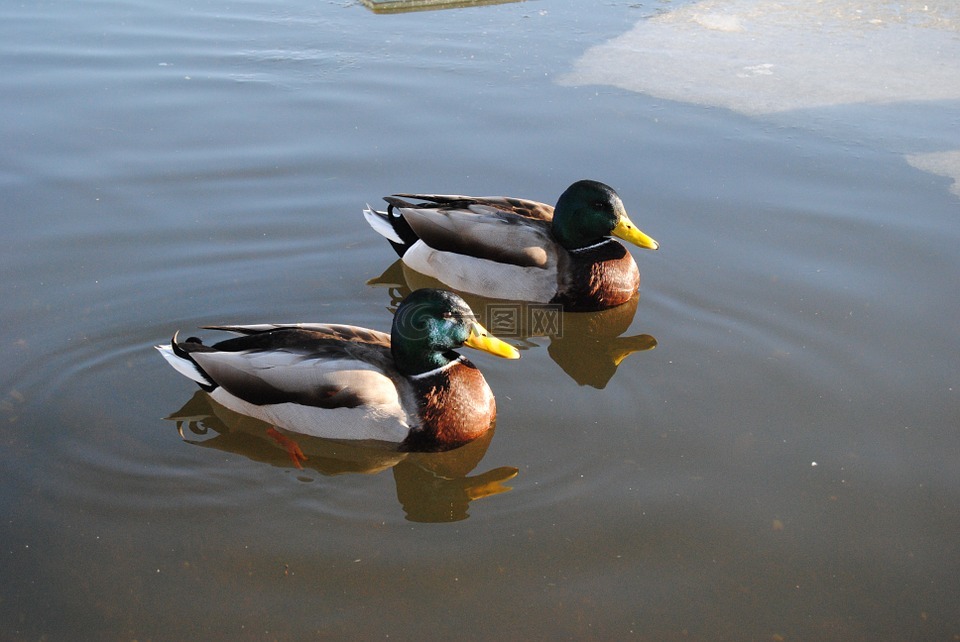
[
  {"x1": 613, "y1": 215, "x2": 659, "y2": 250},
  {"x1": 465, "y1": 323, "x2": 520, "y2": 359}
]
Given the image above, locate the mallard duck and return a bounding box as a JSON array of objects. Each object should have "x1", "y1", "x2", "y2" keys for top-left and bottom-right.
[
  {"x1": 155, "y1": 289, "x2": 519, "y2": 451},
  {"x1": 363, "y1": 179, "x2": 659, "y2": 312}
]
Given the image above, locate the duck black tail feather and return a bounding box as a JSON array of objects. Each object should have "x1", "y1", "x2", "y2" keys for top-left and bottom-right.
[
  {"x1": 372, "y1": 201, "x2": 420, "y2": 257},
  {"x1": 169, "y1": 332, "x2": 217, "y2": 391}
]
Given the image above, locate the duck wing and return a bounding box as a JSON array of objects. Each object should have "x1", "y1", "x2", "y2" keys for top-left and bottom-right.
[
  {"x1": 205, "y1": 323, "x2": 390, "y2": 347},
  {"x1": 393, "y1": 194, "x2": 555, "y2": 222},
  {"x1": 174, "y1": 326, "x2": 402, "y2": 410},
  {"x1": 385, "y1": 195, "x2": 556, "y2": 268}
]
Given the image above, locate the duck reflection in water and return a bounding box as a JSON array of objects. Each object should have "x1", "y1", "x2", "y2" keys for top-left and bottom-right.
[
  {"x1": 369, "y1": 261, "x2": 657, "y2": 389},
  {"x1": 167, "y1": 391, "x2": 518, "y2": 523}
]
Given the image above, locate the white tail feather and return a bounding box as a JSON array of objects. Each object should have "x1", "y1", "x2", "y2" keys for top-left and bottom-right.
[
  {"x1": 155, "y1": 344, "x2": 212, "y2": 386},
  {"x1": 363, "y1": 205, "x2": 403, "y2": 245}
]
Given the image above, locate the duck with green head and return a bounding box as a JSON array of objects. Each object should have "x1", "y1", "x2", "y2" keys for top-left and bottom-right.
[
  {"x1": 156, "y1": 289, "x2": 519, "y2": 452},
  {"x1": 363, "y1": 180, "x2": 659, "y2": 311}
]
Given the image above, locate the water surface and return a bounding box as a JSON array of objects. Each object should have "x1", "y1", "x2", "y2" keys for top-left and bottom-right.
[{"x1": 2, "y1": 0, "x2": 959, "y2": 639}]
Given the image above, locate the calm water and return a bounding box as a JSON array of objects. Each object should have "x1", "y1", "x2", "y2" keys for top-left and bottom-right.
[{"x1": 3, "y1": 0, "x2": 960, "y2": 639}]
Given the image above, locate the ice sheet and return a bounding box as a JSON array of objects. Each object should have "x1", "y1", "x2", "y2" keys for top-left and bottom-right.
[{"x1": 560, "y1": 0, "x2": 960, "y2": 196}]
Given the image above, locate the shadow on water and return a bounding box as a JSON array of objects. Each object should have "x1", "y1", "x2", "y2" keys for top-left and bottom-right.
[
  {"x1": 165, "y1": 391, "x2": 518, "y2": 523},
  {"x1": 368, "y1": 259, "x2": 657, "y2": 389}
]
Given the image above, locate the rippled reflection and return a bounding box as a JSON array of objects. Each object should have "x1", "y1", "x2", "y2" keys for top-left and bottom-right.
[
  {"x1": 166, "y1": 392, "x2": 518, "y2": 523},
  {"x1": 368, "y1": 260, "x2": 657, "y2": 388}
]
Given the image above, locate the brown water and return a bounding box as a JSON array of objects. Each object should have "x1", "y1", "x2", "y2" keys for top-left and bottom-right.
[{"x1": 3, "y1": 0, "x2": 959, "y2": 639}]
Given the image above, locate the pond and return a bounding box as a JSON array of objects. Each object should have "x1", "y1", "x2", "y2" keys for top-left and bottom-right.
[{"x1": 2, "y1": 0, "x2": 959, "y2": 639}]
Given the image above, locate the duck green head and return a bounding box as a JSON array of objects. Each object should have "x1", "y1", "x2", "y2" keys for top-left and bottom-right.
[
  {"x1": 552, "y1": 180, "x2": 660, "y2": 252},
  {"x1": 391, "y1": 289, "x2": 520, "y2": 376}
]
